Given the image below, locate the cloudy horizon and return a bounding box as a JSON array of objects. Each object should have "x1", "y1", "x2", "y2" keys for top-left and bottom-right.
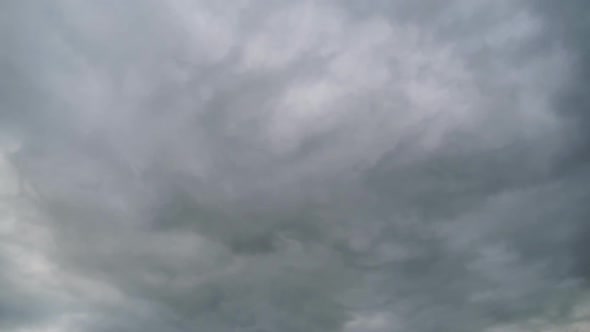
[{"x1": 1, "y1": 1, "x2": 590, "y2": 331}]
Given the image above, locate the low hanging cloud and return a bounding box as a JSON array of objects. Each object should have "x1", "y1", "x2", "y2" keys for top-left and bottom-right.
[{"x1": 1, "y1": 0, "x2": 589, "y2": 331}]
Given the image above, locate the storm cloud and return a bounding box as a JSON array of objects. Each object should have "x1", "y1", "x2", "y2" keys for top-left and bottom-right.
[{"x1": 1, "y1": 0, "x2": 589, "y2": 331}]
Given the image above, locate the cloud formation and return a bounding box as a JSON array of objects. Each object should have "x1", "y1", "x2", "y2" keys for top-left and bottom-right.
[{"x1": 1, "y1": 0, "x2": 589, "y2": 331}]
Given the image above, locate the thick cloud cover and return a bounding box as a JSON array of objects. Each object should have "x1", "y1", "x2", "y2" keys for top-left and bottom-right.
[{"x1": 1, "y1": 0, "x2": 589, "y2": 331}]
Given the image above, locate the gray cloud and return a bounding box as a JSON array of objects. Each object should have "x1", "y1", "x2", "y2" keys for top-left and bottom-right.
[{"x1": 1, "y1": 0, "x2": 589, "y2": 331}]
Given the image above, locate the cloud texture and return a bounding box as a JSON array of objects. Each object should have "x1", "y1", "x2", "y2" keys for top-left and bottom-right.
[{"x1": 1, "y1": 0, "x2": 590, "y2": 331}]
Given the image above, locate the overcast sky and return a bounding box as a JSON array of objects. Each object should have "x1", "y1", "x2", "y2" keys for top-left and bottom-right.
[{"x1": 1, "y1": 1, "x2": 590, "y2": 331}]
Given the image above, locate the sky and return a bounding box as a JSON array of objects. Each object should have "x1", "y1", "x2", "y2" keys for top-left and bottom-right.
[{"x1": 1, "y1": 0, "x2": 590, "y2": 331}]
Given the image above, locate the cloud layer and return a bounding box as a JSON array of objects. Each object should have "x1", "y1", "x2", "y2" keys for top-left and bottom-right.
[{"x1": 1, "y1": 0, "x2": 590, "y2": 331}]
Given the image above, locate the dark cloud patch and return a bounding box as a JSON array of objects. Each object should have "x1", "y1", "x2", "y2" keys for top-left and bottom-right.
[{"x1": 533, "y1": 0, "x2": 590, "y2": 159}]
